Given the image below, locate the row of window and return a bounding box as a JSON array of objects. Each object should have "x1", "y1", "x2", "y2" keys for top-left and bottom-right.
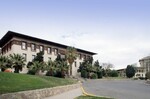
[
  {"x1": 21, "y1": 41, "x2": 58, "y2": 54},
  {"x1": 1, "y1": 41, "x2": 12, "y2": 54},
  {"x1": 22, "y1": 53, "x2": 79, "y2": 68}
]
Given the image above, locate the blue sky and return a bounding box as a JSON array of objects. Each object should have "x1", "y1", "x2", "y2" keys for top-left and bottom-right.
[{"x1": 0, "y1": 0, "x2": 150, "y2": 69}]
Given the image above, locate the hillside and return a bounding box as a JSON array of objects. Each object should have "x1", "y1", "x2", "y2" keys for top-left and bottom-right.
[{"x1": 0, "y1": 72, "x2": 77, "y2": 94}]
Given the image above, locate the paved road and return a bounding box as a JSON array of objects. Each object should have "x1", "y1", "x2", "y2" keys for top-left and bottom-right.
[
  {"x1": 83, "y1": 79, "x2": 150, "y2": 99},
  {"x1": 44, "y1": 88, "x2": 82, "y2": 99}
]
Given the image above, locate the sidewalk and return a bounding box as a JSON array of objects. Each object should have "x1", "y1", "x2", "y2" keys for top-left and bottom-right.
[{"x1": 44, "y1": 87, "x2": 82, "y2": 99}]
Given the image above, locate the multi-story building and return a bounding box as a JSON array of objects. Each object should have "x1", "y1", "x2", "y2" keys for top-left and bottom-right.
[
  {"x1": 134, "y1": 67, "x2": 146, "y2": 78},
  {"x1": 0, "y1": 31, "x2": 96, "y2": 76},
  {"x1": 139, "y1": 56, "x2": 150, "y2": 73},
  {"x1": 117, "y1": 68, "x2": 126, "y2": 77}
]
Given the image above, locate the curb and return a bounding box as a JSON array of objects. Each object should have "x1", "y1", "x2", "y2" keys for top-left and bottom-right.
[
  {"x1": 80, "y1": 86, "x2": 113, "y2": 99},
  {"x1": 81, "y1": 86, "x2": 96, "y2": 96}
]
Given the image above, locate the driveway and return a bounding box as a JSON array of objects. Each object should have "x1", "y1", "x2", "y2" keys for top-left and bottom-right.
[{"x1": 82, "y1": 79, "x2": 150, "y2": 99}]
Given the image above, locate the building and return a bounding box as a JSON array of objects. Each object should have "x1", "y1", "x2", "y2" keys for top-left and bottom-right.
[
  {"x1": 139, "y1": 56, "x2": 150, "y2": 73},
  {"x1": 117, "y1": 68, "x2": 126, "y2": 77},
  {"x1": 134, "y1": 67, "x2": 146, "y2": 78},
  {"x1": 117, "y1": 67, "x2": 146, "y2": 78},
  {"x1": 0, "y1": 31, "x2": 96, "y2": 76}
]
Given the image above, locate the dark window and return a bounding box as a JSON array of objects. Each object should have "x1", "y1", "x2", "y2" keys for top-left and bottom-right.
[
  {"x1": 47, "y1": 47, "x2": 51, "y2": 54},
  {"x1": 31, "y1": 44, "x2": 36, "y2": 51},
  {"x1": 22, "y1": 42, "x2": 27, "y2": 50},
  {"x1": 75, "y1": 61, "x2": 77, "y2": 67},
  {"x1": 22, "y1": 53, "x2": 27, "y2": 61},
  {"x1": 79, "y1": 54, "x2": 82, "y2": 59},
  {"x1": 39, "y1": 45, "x2": 44, "y2": 52},
  {"x1": 32, "y1": 55, "x2": 36, "y2": 60},
  {"x1": 54, "y1": 48, "x2": 58, "y2": 55}
]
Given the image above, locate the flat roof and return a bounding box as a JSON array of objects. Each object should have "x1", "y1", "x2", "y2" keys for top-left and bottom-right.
[{"x1": 0, "y1": 31, "x2": 97, "y2": 55}]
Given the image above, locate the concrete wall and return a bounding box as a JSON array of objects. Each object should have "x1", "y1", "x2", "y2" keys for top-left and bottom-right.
[{"x1": 0, "y1": 83, "x2": 81, "y2": 99}]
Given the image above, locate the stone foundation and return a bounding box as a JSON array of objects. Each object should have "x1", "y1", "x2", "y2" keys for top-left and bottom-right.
[{"x1": 0, "y1": 83, "x2": 81, "y2": 99}]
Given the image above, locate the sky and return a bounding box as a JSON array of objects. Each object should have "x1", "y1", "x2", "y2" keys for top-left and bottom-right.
[{"x1": 0, "y1": 0, "x2": 150, "y2": 69}]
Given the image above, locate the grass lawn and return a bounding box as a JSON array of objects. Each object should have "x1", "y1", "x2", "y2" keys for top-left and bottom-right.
[
  {"x1": 76, "y1": 96, "x2": 114, "y2": 99},
  {"x1": 0, "y1": 72, "x2": 77, "y2": 94}
]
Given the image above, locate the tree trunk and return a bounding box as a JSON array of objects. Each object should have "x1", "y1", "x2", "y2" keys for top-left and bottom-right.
[
  {"x1": 14, "y1": 67, "x2": 19, "y2": 73},
  {"x1": 70, "y1": 64, "x2": 72, "y2": 76}
]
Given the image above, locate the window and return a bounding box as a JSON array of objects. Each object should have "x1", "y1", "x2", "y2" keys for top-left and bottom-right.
[
  {"x1": 79, "y1": 54, "x2": 82, "y2": 59},
  {"x1": 48, "y1": 57, "x2": 51, "y2": 60},
  {"x1": 22, "y1": 53, "x2": 27, "y2": 61},
  {"x1": 31, "y1": 44, "x2": 36, "y2": 51},
  {"x1": 47, "y1": 47, "x2": 51, "y2": 54},
  {"x1": 54, "y1": 48, "x2": 58, "y2": 55},
  {"x1": 80, "y1": 62, "x2": 82, "y2": 66},
  {"x1": 39, "y1": 45, "x2": 44, "y2": 52},
  {"x1": 32, "y1": 55, "x2": 36, "y2": 60},
  {"x1": 74, "y1": 61, "x2": 77, "y2": 67},
  {"x1": 22, "y1": 42, "x2": 27, "y2": 50},
  {"x1": 84, "y1": 55, "x2": 86, "y2": 60}
]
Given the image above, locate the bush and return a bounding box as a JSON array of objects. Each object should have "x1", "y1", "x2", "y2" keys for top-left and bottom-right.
[
  {"x1": 91, "y1": 73, "x2": 97, "y2": 79},
  {"x1": 97, "y1": 71, "x2": 102, "y2": 79},
  {"x1": 108, "y1": 70, "x2": 118, "y2": 77},
  {"x1": 138, "y1": 77, "x2": 146, "y2": 80},
  {"x1": 81, "y1": 70, "x2": 88, "y2": 78},
  {"x1": 146, "y1": 72, "x2": 150, "y2": 79},
  {"x1": 27, "y1": 70, "x2": 36, "y2": 75}
]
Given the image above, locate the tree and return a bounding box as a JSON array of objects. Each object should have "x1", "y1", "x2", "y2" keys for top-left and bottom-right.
[
  {"x1": 29, "y1": 61, "x2": 46, "y2": 75},
  {"x1": 9, "y1": 53, "x2": 25, "y2": 73},
  {"x1": 101, "y1": 62, "x2": 114, "y2": 77},
  {"x1": 145, "y1": 72, "x2": 150, "y2": 79},
  {"x1": 0, "y1": 56, "x2": 11, "y2": 71},
  {"x1": 33, "y1": 51, "x2": 44, "y2": 62},
  {"x1": 66, "y1": 46, "x2": 78, "y2": 76},
  {"x1": 126, "y1": 65, "x2": 136, "y2": 78}
]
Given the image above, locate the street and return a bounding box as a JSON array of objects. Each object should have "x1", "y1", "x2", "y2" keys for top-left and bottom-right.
[{"x1": 82, "y1": 79, "x2": 150, "y2": 99}]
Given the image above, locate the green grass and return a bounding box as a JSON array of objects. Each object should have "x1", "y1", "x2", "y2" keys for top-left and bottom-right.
[
  {"x1": 76, "y1": 96, "x2": 113, "y2": 99},
  {"x1": 0, "y1": 72, "x2": 77, "y2": 94}
]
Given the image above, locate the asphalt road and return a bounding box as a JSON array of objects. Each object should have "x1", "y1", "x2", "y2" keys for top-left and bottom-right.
[{"x1": 82, "y1": 79, "x2": 150, "y2": 99}]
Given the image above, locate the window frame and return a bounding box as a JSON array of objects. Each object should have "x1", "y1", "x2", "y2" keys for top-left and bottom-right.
[{"x1": 21, "y1": 42, "x2": 27, "y2": 50}]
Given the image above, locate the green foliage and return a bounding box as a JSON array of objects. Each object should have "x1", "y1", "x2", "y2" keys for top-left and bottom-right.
[
  {"x1": 9, "y1": 53, "x2": 25, "y2": 73},
  {"x1": 0, "y1": 72, "x2": 76, "y2": 94},
  {"x1": 81, "y1": 70, "x2": 88, "y2": 78},
  {"x1": 27, "y1": 69, "x2": 36, "y2": 75},
  {"x1": 66, "y1": 46, "x2": 78, "y2": 76},
  {"x1": 29, "y1": 61, "x2": 46, "y2": 75},
  {"x1": 46, "y1": 54, "x2": 69, "y2": 78},
  {"x1": 126, "y1": 65, "x2": 136, "y2": 78},
  {"x1": 108, "y1": 70, "x2": 118, "y2": 77},
  {"x1": 146, "y1": 72, "x2": 150, "y2": 79},
  {"x1": 33, "y1": 51, "x2": 44, "y2": 62},
  {"x1": 0, "y1": 56, "x2": 11, "y2": 71},
  {"x1": 91, "y1": 73, "x2": 98, "y2": 79},
  {"x1": 97, "y1": 71, "x2": 103, "y2": 78}
]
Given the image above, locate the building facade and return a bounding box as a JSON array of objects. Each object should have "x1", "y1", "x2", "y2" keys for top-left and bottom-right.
[
  {"x1": 139, "y1": 56, "x2": 150, "y2": 73},
  {"x1": 0, "y1": 31, "x2": 96, "y2": 76},
  {"x1": 134, "y1": 67, "x2": 146, "y2": 78}
]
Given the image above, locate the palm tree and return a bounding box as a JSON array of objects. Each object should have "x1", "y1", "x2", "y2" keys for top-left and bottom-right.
[
  {"x1": 0, "y1": 55, "x2": 11, "y2": 72},
  {"x1": 9, "y1": 53, "x2": 25, "y2": 73},
  {"x1": 46, "y1": 60, "x2": 56, "y2": 76},
  {"x1": 66, "y1": 46, "x2": 78, "y2": 76},
  {"x1": 29, "y1": 61, "x2": 46, "y2": 75}
]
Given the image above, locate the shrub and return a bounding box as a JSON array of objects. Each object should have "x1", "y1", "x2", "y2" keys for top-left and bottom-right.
[
  {"x1": 27, "y1": 70, "x2": 36, "y2": 75},
  {"x1": 97, "y1": 71, "x2": 102, "y2": 79},
  {"x1": 138, "y1": 77, "x2": 145, "y2": 80},
  {"x1": 108, "y1": 70, "x2": 118, "y2": 77},
  {"x1": 91, "y1": 73, "x2": 97, "y2": 79},
  {"x1": 146, "y1": 72, "x2": 150, "y2": 79},
  {"x1": 81, "y1": 70, "x2": 88, "y2": 78},
  {"x1": 126, "y1": 65, "x2": 135, "y2": 78}
]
